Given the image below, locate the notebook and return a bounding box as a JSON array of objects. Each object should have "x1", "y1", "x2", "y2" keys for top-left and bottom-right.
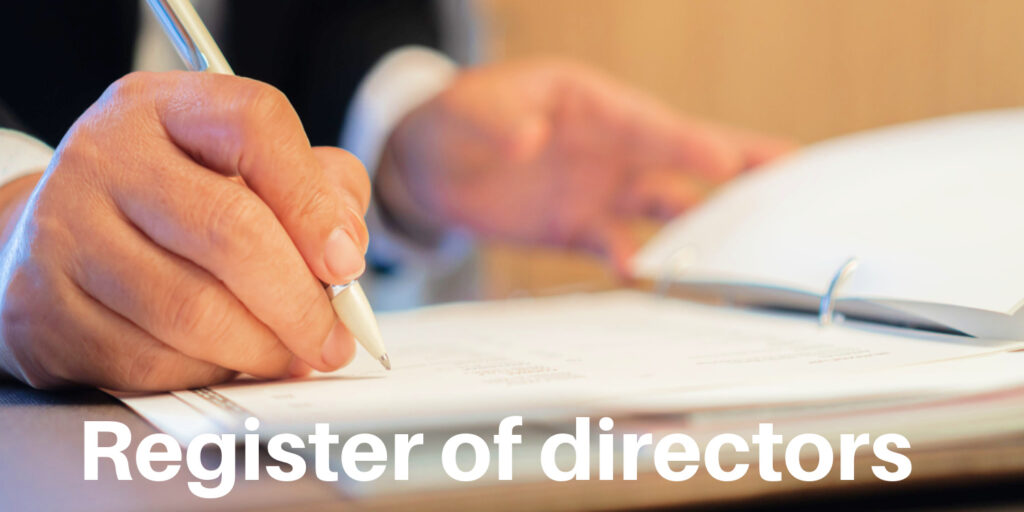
[{"x1": 633, "y1": 108, "x2": 1024, "y2": 339}]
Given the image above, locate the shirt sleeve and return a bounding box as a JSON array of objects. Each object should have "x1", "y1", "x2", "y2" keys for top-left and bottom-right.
[
  {"x1": 0, "y1": 128, "x2": 52, "y2": 186},
  {"x1": 340, "y1": 45, "x2": 480, "y2": 311}
]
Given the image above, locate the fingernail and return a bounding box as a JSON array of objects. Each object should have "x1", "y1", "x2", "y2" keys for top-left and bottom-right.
[
  {"x1": 345, "y1": 206, "x2": 369, "y2": 254},
  {"x1": 324, "y1": 227, "x2": 366, "y2": 282},
  {"x1": 320, "y1": 322, "x2": 355, "y2": 369}
]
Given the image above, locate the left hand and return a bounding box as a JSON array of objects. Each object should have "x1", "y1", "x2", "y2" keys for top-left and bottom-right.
[{"x1": 376, "y1": 59, "x2": 795, "y2": 275}]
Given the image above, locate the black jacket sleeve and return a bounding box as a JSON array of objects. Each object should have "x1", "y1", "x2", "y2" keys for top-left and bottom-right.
[
  {"x1": 0, "y1": 98, "x2": 27, "y2": 133},
  {"x1": 224, "y1": 0, "x2": 444, "y2": 147},
  {"x1": 0, "y1": 0, "x2": 443, "y2": 149},
  {"x1": 0, "y1": 1, "x2": 138, "y2": 146}
]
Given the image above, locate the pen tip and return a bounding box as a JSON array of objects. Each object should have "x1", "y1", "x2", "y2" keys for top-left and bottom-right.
[{"x1": 379, "y1": 353, "x2": 392, "y2": 371}]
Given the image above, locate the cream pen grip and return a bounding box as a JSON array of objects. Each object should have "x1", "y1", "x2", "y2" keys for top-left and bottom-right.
[{"x1": 328, "y1": 282, "x2": 390, "y2": 370}]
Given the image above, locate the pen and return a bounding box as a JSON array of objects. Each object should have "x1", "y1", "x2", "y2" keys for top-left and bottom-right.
[{"x1": 145, "y1": 0, "x2": 391, "y2": 371}]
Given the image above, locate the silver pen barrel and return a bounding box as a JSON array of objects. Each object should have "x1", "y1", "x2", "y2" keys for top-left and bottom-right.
[{"x1": 145, "y1": 0, "x2": 233, "y2": 74}]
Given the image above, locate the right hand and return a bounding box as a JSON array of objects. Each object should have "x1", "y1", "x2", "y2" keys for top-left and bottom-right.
[{"x1": 0, "y1": 71, "x2": 371, "y2": 391}]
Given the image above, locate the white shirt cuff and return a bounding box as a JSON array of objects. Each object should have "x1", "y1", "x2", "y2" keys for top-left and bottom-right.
[
  {"x1": 342, "y1": 46, "x2": 457, "y2": 178},
  {"x1": 341, "y1": 46, "x2": 477, "y2": 309},
  {"x1": 0, "y1": 129, "x2": 52, "y2": 185}
]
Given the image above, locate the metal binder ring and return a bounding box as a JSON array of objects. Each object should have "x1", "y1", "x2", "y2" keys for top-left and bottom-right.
[
  {"x1": 819, "y1": 257, "x2": 859, "y2": 327},
  {"x1": 655, "y1": 245, "x2": 697, "y2": 296}
]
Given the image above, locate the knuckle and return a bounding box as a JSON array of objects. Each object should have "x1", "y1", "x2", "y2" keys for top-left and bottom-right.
[
  {"x1": 19, "y1": 366, "x2": 62, "y2": 390},
  {"x1": 59, "y1": 74, "x2": 163, "y2": 187},
  {"x1": 239, "y1": 81, "x2": 292, "y2": 127},
  {"x1": 105, "y1": 71, "x2": 152, "y2": 101},
  {"x1": 0, "y1": 268, "x2": 66, "y2": 389},
  {"x1": 53, "y1": 121, "x2": 108, "y2": 181},
  {"x1": 120, "y1": 343, "x2": 167, "y2": 390},
  {"x1": 168, "y1": 278, "x2": 234, "y2": 346},
  {"x1": 231, "y1": 325, "x2": 293, "y2": 377},
  {"x1": 15, "y1": 351, "x2": 65, "y2": 389},
  {"x1": 277, "y1": 283, "x2": 330, "y2": 342},
  {"x1": 227, "y1": 81, "x2": 299, "y2": 171},
  {"x1": 4, "y1": 332, "x2": 63, "y2": 389},
  {"x1": 99, "y1": 72, "x2": 164, "y2": 116},
  {"x1": 202, "y1": 186, "x2": 266, "y2": 261},
  {"x1": 1, "y1": 270, "x2": 39, "y2": 335},
  {"x1": 242, "y1": 338, "x2": 293, "y2": 378},
  {"x1": 293, "y1": 183, "x2": 337, "y2": 223},
  {"x1": 293, "y1": 288, "x2": 329, "y2": 335}
]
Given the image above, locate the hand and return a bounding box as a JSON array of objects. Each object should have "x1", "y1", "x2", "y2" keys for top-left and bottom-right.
[
  {"x1": 377, "y1": 59, "x2": 795, "y2": 274},
  {"x1": 0, "y1": 72, "x2": 371, "y2": 390}
]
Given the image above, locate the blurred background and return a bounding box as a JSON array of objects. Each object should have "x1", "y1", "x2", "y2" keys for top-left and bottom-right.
[{"x1": 473, "y1": 0, "x2": 1024, "y2": 299}]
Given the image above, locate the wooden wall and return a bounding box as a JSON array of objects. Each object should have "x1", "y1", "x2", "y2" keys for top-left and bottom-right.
[{"x1": 473, "y1": 0, "x2": 1024, "y2": 298}]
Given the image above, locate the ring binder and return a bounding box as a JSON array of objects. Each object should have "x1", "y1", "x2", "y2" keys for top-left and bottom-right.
[{"x1": 818, "y1": 257, "x2": 859, "y2": 327}]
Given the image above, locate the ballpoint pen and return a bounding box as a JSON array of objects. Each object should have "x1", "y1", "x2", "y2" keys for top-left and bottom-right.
[{"x1": 145, "y1": 0, "x2": 391, "y2": 370}]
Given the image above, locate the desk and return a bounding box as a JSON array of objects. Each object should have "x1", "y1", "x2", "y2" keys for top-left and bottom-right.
[{"x1": 2, "y1": 382, "x2": 1023, "y2": 512}]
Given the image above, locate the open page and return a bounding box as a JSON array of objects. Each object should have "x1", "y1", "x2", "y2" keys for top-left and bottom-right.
[
  {"x1": 633, "y1": 108, "x2": 1024, "y2": 337},
  {"x1": 118, "y1": 291, "x2": 1024, "y2": 441}
]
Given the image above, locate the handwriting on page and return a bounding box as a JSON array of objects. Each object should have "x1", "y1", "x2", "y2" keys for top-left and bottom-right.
[{"x1": 168, "y1": 291, "x2": 1004, "y2": 431}]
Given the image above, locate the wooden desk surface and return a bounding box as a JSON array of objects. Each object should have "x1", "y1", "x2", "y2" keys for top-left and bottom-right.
[{"x1": 2, "y1": 382, "x2": 1024, "y2": 512}]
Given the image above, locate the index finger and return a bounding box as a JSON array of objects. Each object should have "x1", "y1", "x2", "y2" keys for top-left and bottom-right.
[
  {"x1": 152, "y1": 71, "x2": 371, "y2": 286},
  {"x1": 565, "y1": 67, "x2": 745, "y2": 182}
]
